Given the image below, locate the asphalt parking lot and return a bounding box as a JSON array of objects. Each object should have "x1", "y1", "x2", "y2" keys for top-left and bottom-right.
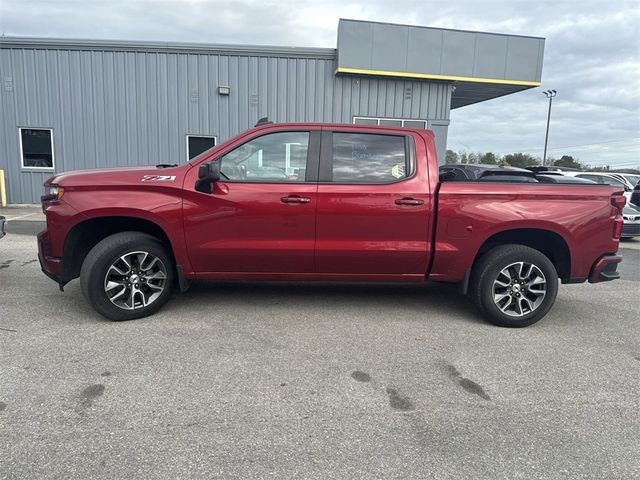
[{"x1": 1, "y1": 217, "x2": 639, "y2": 479}]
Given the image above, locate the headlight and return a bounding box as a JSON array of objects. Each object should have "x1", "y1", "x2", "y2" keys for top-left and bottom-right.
[{"x1": 42, "y1": 184, "x2": 64, "y2": 201}]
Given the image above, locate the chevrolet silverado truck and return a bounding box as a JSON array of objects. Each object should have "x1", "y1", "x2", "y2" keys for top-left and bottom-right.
[{"x1": 38, "y1": 122, "x2": 626, "y2": 327}]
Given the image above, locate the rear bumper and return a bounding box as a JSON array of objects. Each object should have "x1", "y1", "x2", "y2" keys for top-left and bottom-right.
[{"x1": 588, "y1": 254, "x2": 622, "y2": 283}]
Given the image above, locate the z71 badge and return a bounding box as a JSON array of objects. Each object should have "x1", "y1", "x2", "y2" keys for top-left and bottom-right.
[{"x1": 141, "y1": 175, "x2": 176, "y2": 182}]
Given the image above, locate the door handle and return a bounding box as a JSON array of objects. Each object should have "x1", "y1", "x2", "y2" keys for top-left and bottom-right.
[
  {"x1": 281, "y1": 195, "x2": 311, "y2": 204},
  {"x1": 395, "y1": 197, "x2": 424, "y2": 206}
]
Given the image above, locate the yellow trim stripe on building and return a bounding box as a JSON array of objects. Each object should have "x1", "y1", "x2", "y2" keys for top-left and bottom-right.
[{"x1": 334, "y1": 67, "x2": 542, "y2": 87}]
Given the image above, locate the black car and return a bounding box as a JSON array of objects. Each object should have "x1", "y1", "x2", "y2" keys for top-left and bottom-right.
[
  {"x1": 478, "y1": 174, "x2": 539, "y2": 183},
  {"x1": 439, "y1": 164, "x2": 537, "y2": 181},
  {"x1": 535, "y1": 174, "x2": 597, "y2": 184},
  {"x1": 526, "y1": 166, "x2": 568, "y2": 175},
  {"x1": 631, "y1": 182, "x2": 640, "y2": 207}
]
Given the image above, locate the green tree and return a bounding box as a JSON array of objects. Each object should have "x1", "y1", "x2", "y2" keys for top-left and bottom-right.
[
  {"x1": 480, "y1": 152, "x2": 498, "y2": 165},
  {"x1": 554, "y1": 155, "x2": 584, "y2": 170},
  {"x1": 502, "y1": 153, "x2": 540, "y2": 168},
  {"x1": 445, "y1": 149, "x2": 459, "y2": 164},
  {"x1": 459, "y1": 151, "x2": 469, "y2": 164}
]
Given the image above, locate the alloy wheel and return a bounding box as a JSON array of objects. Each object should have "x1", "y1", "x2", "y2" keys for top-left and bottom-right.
[
  {"x1": 492, "y1": 261, "x2": 547, "y2": 317},
  {"x1": 104, "y1": 251, "x2": 167, "y2": 310}
]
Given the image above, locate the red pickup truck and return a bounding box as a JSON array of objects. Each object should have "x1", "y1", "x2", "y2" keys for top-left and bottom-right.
[{"x1": 38, "y1": 123, "x2": 625, "y2": 327}]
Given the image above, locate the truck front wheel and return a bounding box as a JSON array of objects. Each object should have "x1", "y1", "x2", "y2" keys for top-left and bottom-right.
[
  {"x1": 469, "y1": 244, "x2": 559, "y2": 327},
  {"x1": 80, "y1": 232, "x2": 175, "y2": 321}
]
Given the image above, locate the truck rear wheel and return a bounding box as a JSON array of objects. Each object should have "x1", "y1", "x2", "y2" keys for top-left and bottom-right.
[
  {"x1": 80, "y1": 232, "x2": 175, "y2": 321},
  {"x1": 469, "y1": 244, "x2": 558, "y2": 327}
]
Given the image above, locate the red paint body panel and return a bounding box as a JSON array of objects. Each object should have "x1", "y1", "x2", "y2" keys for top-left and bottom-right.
[
  {"x1": 182, "y1": 181, "x2": 317, "y2": 273},
  {"x1": 39, "y1": 198, "x2": 86, "y2": 258},
  {"x1": 315, "y1": 128, "x2": 434, "y2": 275},
  {"x1": 181, "y1": 124, "x2": 321, "y2": 275},
  {"x1": 37, "y1": 122, "x2": 622, "y2": 289},
  {"x1": 42, "y1": 167, "x2": 192, "y2": 274},
  {"x1": 431, "y1": 183, "x2": 621, "y2": 282},
  {"x1": 63, "y1": 189, "x2": 190, "y2": 272}
]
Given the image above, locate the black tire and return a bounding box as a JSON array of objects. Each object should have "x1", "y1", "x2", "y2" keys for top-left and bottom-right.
[
  {"x1": 469, "y1": 244, "x2": 558, "y2": 327},
  {"x1": 80, "y1": 232, "x2": 175, "y2": 321}
]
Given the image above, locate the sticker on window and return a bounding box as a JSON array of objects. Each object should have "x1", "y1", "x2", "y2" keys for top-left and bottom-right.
[{"x1": 391, "y1": 164, "x2": 405, "y2": 179}]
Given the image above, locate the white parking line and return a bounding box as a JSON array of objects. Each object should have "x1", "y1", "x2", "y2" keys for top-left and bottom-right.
[{"x1": 4, "y1": 213, "x2": 41, "y2": 222}]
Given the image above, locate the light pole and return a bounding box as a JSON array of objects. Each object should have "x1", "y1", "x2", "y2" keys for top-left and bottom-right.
[{"x1": 542, "y1": 89, "x2": 557, "y2": 166}]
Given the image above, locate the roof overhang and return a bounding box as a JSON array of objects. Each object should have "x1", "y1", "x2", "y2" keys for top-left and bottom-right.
[{"x1": 336, "y1": 19, "x2": 545, "y2": 108}]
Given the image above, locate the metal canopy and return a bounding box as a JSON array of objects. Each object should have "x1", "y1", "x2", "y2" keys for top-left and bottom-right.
[{"x1": 336, "y1": 19, "x2": 545, "y2": 108}]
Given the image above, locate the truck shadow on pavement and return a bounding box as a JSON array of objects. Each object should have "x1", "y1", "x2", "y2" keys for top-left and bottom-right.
[{"x1": 167, "y1": 280, "x2": 486, "y2": 325}]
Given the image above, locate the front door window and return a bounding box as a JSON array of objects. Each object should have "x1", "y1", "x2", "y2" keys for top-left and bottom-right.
[{"x1": 219, "y1": 132, "x2": 310, "y2": 183}]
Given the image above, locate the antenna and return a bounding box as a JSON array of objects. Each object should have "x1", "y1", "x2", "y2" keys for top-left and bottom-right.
[{"x1": 255, "y1": 117, "x2": 273, "y2": 127}]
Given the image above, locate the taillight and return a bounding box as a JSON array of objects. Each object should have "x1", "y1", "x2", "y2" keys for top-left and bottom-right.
[
  {"x1": 611, "y1": 194, "x2": 625, "y2": 239},
  {"x1": 611, "y1": 194, "x2": 626, "y2": 212},
  {"x1": 613, "y1": 218, "x2": 623, "y2": 239}
]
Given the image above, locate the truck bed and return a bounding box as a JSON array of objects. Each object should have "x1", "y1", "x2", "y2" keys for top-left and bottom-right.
[{"x1": 429, "y1": 182, "x2": 622, "y2": 284}]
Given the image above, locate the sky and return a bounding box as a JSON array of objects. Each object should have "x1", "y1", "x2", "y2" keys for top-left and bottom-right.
[{"x1": 1, "y1": 0, "x2": 639, "y2": 168}]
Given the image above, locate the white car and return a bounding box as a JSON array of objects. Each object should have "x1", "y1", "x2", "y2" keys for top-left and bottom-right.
[
  {"x1": 612, "y1": 173, "x2": 640, "y2": 188},
  {"x1": 622, "y1": 204, "x2": 640, "y2": 238},
  {"x1": 562, "y1": 172, "x2": 633, "y2": 201}
]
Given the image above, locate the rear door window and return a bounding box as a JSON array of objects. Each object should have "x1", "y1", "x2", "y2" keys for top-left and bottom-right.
[{"x1": 328, "y1": 132, "x2": 412, "y2": 184}]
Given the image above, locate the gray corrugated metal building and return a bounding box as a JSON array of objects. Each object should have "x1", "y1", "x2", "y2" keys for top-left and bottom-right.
[{"x1": 0, "y1": 19, "x2": 544, "y2": 203}]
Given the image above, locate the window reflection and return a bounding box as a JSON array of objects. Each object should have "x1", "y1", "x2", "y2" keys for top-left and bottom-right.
[
  {"x1": 220, "y1": 132, "x2": 309, "y2": 183},
  {"x1": 332, "y1": 133, "x2": 408, "y2": 183}
]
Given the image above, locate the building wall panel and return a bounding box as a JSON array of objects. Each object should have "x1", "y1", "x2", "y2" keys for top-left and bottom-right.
[{"x1": 0, "y1": 45, "x2": 451, "y2": 203}]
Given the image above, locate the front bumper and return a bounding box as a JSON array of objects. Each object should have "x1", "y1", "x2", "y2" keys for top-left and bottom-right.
[
  {"x1": 588, "y1": 254, "x2": 622, "y2": 283},
  {"x1": 37, "y1": 229, "x2": 65, "y2": 289},
  {"x1": 621, "y1": 222, "x2": 640, "y2": 238}
]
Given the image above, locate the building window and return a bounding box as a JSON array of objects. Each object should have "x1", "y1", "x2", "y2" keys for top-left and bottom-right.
[
  {"x1": 19, "y1": 128, "x2": 55, "y2": 170},
  {"x1": 353, "y1": 117, "x2": 427, "y2": 129},
  {"x1": 353, "y1": 117, "x2": 378, "y2": 126},
  {"x1": 403, "y1": 120, "x2": 427, "y2": 129},
  {"x1": 331, "y1": 132, "x2": 410, "y2": 184},
  {"x1": 186, "y1": 135, "x2": 217, "y2": 161}
]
